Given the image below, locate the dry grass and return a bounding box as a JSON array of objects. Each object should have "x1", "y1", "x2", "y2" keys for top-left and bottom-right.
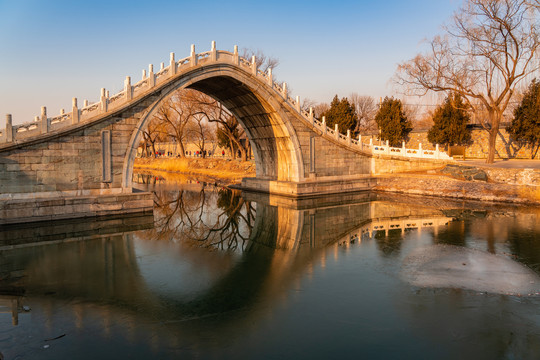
[{"x1": 134, "y1": 157, "x2": 255, "y2": 184}]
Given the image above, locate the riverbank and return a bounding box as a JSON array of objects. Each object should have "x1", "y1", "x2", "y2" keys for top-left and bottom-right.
[
  {"x1": 134, "y1": 157, "x2": 540, "y2": 205},
  {"x1": 375, "y1": 170, "x2": 540, "y2": 205},
  {"x1": 134, "y1": 157, "x2": 256, "y2": 185}
]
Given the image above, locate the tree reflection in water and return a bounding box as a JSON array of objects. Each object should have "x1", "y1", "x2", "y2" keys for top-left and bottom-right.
[{"x1": 150, "y1": 185, "x2": 255, "y2": 251}]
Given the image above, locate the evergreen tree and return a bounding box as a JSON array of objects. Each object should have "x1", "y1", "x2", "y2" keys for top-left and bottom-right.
[
  {"x1": 321, "y1": 95, "x2": 358, "y2": 133},
  {"x1": 427, "y1": 93, "x2": 471, "y2": 148},
  {"x1": 374, "y1": 97, "x2": 412, "y2": 147},
  {"x1": 507, "y1": 79, "x2": 540, "y2": 159}
]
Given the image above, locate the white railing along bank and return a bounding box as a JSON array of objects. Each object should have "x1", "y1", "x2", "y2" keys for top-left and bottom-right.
[{"x1": 0, "y1": 41, "x2": 453, "y2": 161}]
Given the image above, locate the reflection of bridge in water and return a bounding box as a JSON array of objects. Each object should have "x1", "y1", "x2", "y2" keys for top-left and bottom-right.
[
  {"x1": 338, "y1": 215, "x2": 453, "y2": 247},
  {"x1": 0, "y1": 189, "x2": 454, "y2": 353}
]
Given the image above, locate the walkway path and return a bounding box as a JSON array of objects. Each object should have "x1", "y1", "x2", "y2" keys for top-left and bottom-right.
[{"x1": 456, "y1": 159, "x2": 540, "y2": 169}]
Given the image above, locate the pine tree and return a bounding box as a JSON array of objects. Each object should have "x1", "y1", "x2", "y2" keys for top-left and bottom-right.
[
  {"x1": 427, "y1": 93, "x2": 471, "y2": 148},
  {"x1": 374, "y1": 97, "x2": 412, "y2": 147},
  {"x1": 321, "y1": 95, "x2": 358, "y2": 133},
  {"x1": 507, "y1": 79, "x2": 540, "y2": 159}
]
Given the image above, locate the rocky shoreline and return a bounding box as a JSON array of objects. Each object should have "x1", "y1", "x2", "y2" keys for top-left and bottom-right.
[{"x1": 374, "y1": 170, "x2": 540, "y2": 205}]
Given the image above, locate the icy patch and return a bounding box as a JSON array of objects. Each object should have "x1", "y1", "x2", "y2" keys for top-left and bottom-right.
[{"x1": 401, "y1": 244, "x2": 540, "y2": 295}]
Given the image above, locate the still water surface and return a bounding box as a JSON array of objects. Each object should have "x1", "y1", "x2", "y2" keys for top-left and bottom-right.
[{"x1": 0, "y1": 173, "x2": 539, "y2": 359}]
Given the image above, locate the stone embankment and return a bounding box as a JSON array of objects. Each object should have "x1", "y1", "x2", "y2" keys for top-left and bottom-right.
[
  {"x1": 375, "y1": 164, "x2": 540, "y2": 205},
  {"x1": 135, "y1": 158, "x2": 540, "y2": 204}
]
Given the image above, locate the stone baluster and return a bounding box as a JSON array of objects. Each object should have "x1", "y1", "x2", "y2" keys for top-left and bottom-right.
[
  {"x1": 190, "y1": 44, "x2": 197, "y2": 67},
  {"x1": 419, "y1": 143, "x2": 423, "y2": 158},
  {"x1": 124, "y1": 76, "x2": 132, "y2": 101},
  {"x1": 169, "y1": 52, "x2": 176, "y2": 76},
  {"x1": 347, "y1": 130, "x2": 351, "y2": 146},
  {"x1": 5, "y1": 114, "x2": 13, "y2": 142},
  {"x1": 282, "y1": 82, "x2": 288, "y2": 97},
  {"x1": 233, "y1": 45, "x2": 239, "y2": 65},
  {"x1": 160, "y1": 62, "x2": 164, "y2": 70},
  {"x1": 72, "y1": 98, "x2": 79, "y2": 124},
  {"x1": 40, "y1": 106, "x2": 49, "y2": 134},
  {"x1": 296, "y1": 96, "x2": 301, "y2": 112},
  {"x1": 334, "y1": 124, "x2": 339, "y2": 139},
  {"x1": 148, "y1": 64, "x2": 155, "y2": 87},
  {"x1": 84, "y1": 100, "x2": 89, "y2": 107},
  {"x1": 402, "y1": 141, "x2": 406, "y2": 155},
  {"x1": 322, "y1": 116, "x2": 327, "y2": 134},
  {"x1": 435, "y1": 144, "x2": 440, "y2": 159},
  {"x1": 359, "y1": 135, "x2": 362, "y2": 149},
  {"x1": 142, "y1": 69, "x2": 147, "y2": 79},
  {"x1": 100, "y1": 88, "x2": 108, "y2": 112},
  {"x1": 210, "y1": 41, "x2": 217, "y2": 61},
  {"x1": 267, "y1": 67, "x2": 273, "y2": 86},
  {"x1": 385, "y1": 140, "x2": 390, "y2": 154},
  {"x1": 309, "y1": 107, "x2": 314, "y2": 124},
  {"x1": 251, "y1": 55, "x2": 257, "y2": 75}
]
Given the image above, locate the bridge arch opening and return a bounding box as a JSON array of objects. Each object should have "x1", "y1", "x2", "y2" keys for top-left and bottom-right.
[{"x1": 122, "y1": 66, "x2": 305, "y2": 190}]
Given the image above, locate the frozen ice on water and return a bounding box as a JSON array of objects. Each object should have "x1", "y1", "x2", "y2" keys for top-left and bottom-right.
[{"x1": 401, "y1": 244, "x2": 540, "y2": 295}]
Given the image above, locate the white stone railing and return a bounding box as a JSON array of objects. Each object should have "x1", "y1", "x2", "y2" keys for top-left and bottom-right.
[
  {"x1": 0, "y1": 41, "x2": 454, "y2": 161},
  {"x1": 338, "y1": 215, "x2": 454, "y2": 247}
]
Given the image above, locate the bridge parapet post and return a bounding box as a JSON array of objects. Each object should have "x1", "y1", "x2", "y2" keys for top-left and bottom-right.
[
  {"x1": 435, "y1": 144, "x2": 440, "y2": 159},
  {"x1": 190, "y1": 44, "x2": 197, "y2": 67},
  {"x1": 322, "y1": 116, "x2": 327, "y2": 134},
  {"x1": 169, "y1": 52, "x2": 176, "y2": 76},
  {"x1": 251, "y1": 55, "x2": 257, "y2": 75},
  {"x1": 334, "y1": 124, "x2": 339, "y2": 139},
  {"x1": 347, "y1": 130, "x2": 351, "y2": 146},
  {"x1": 210, "y1": 41, "x2": 217, "y2": 61},
  {"x1": 309, "y1": 107, "x2": 314, "y2": 124},
  {"x1": 148, "y1": 64, "x2": 155, "y2": 88},
  {"x1": 385, "y1": 140, "x2": 390, "y2": 154},
  {"x1": 5, "y1": 114, "x2": 13, "y2": 143},
  {"x1": 419, "y1": 143, "x2": 423, "y2": 158},
  {"x1": 40, "y1": 106, "x2": 49, "y2": 134},
  {"x1": 267, "y1": 67, "x2": 273, "y2": 87},
  {"x1": 72, "y1": 98, "x2": 79, "y2": 124},
  {"x1": 359, "y1": 135, "x2": 362, "y2": 149},
  {"x1": 124, "y1": 77, "x2": 132, "y2": 101},
  {"x1": 282, "y1": 82, "x2": 288, "y2": 97},
  {"x1": 233, "y1": 45, "x2": 239, "y2": 65},
  {"x1": 100, "y1": 88, "x2": 108, "y2": 113},
  {"x1": 295, "y1": 96, "x2": 301, "y2": 112}
]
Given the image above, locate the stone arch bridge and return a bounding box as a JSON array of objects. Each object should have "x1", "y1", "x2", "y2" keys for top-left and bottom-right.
[{"x1": 0, "y1": 42, "x2": 450, "y2": 224}]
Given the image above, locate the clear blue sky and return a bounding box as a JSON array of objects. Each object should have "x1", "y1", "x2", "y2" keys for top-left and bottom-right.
[{"x1": 0, "y1": 0, "x2": 460, "y2": 125}]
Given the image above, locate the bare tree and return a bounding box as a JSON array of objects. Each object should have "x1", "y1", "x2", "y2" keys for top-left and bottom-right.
[
  {"x1": 187, "y1": 114, "x2": 216, "y2": 158},
  {"x1": 240, "y1": 48, "x2": 279, "y2": 73},
  {"x1": 349, "y1": 93, "x2": 378, "y2": 133},
  {"x1": 140, "y1": 118, "x2": 168, "y2": 157},
  {"x1": 301, "y1": 97, "x2": 317, "y2": 112},
  {"x1": 396, "y1": 0, "x2": 540, "y2": 163},
  {"x1": 153, "y1": 89, "x2": 211, "y2": 157},
  {"x1": 312, "y1": 102, "x2": 330, "y2": 119}
]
